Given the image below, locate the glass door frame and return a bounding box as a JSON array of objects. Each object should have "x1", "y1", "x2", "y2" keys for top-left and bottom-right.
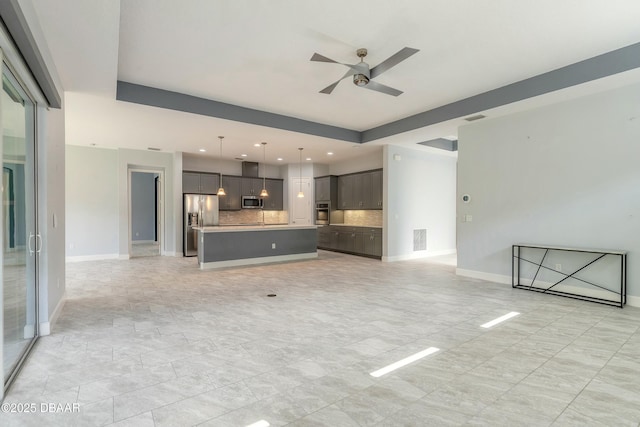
[{"x1": 1, "y1": 52, "x2": 39, "y2": 395}]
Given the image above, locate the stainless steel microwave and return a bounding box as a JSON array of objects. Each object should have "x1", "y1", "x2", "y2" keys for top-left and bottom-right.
[{"x1": 242, "y1": 195, "x2": 264, "y2": 209}]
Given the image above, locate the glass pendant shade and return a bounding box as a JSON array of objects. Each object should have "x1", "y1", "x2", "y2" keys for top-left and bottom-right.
[
  {"x1": 260, "y1": 142, "x2": 268, "y2": 197},
  {"x1": 217, "y1": 187, "x2": 226, "y2": 196}
]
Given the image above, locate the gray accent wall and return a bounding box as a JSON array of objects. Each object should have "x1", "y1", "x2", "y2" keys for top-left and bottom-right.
[
  {"x1": 457, "y1": 82, "x2": 640, "y2": 302},
  {"x1": 131, "y1": 172, "x2": 158, "y2": 241}
]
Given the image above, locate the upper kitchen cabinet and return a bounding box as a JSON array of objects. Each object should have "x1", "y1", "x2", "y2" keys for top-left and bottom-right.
[
  {"x1": 242, "y1": 177, "x2": 263, "y2": 196},
  {"x1": 337, "y1": 169, "x2": 383, "y2": 210},
  {"x1": 182, "y1": 172, "x2": 219, "y2": 194},
  {"x1": 263, "y1": 179, "x2": 284, "y2": 210},
  {"x1": 218, "y1": 175, "x2": 242, "y2": 210},
  {"x1": 338, "y1": 174, "x2": 354, "y2": 209},
  {"x1": 314, "y1": 175, "x2": 338, "y2": 206},
  {"x1": 371, "y1": 169, "x2": 383, "y2": 208}
]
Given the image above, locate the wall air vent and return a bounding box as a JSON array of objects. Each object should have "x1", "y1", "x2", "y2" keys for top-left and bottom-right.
[
  {"x1": 413, "y1": 229, "x2": 427, "y2": 251},
  {"x1": 464, "y1": 114, "x2": 486, "y2": 122},
  {"x1": 147, "y1": 147, "x2": 161, "y2": 151}
]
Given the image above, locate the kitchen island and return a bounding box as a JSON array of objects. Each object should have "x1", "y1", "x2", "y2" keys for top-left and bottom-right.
[{"x1": 196, "y1": 225, "x2": 317, "y2": 269}]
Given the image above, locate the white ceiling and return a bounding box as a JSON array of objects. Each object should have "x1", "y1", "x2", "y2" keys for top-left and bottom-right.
[{"x1": 30, "y1": 0, "x2": 640, "y2": 164}]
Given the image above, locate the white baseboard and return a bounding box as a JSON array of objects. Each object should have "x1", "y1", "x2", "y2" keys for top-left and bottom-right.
[
  {"x1": 39, "y1": 291, "x2": 66, "y2": 336},
  {"x1": 455, "y1": 268, "x2": 638, "y2": 308},
  {"x1": 456, "y1": 268, "x2": 511, "y2": 284},
  {"x1": 119, "y1": 254, "x2": 130, "y2": 260},
  {"x1": 24, "y1": 324, "x2": 35, "y2": 339},
  {"x1": 627, "y1": 295, "x2": 640, "y2": 308},
  {"x1": 383, "y1": 249, "x2": 456, "y2": 263},
  {"x1": 200, "y1": 252, "x2": 318, "y2": 269},
  {"x1": 66, "y1": 253, "x2": 120, "y2": 263},
  {"x1": 162, "y1": 251, "x2": 178, "y2": 256}
]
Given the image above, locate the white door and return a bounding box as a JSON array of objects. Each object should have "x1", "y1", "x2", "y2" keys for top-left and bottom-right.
[{"x1": 290, "y1": 178, "x2": 312, "y2": 225}]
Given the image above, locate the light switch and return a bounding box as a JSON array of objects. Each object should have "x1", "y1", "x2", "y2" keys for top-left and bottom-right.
[{"x1": 465, "y1": 215, "x2": 473, "y2": 222}]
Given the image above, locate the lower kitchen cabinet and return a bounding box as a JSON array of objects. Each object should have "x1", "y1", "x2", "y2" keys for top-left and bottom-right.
[{"x1": 317, "y1": 226, "x2": 382, "y2": 259}]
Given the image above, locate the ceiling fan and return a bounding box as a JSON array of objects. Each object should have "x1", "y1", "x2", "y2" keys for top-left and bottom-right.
[{"x1": 310, "y1": 47, "x2": 419, "y2": 96}]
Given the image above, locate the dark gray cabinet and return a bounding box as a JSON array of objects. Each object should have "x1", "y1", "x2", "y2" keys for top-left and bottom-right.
[
  {"x1": 185, "y1": 171, "x2": 284, "y2": 211},
  {"x1": 242, "y1": 177, "x2": 263, "y2": 196},
  {"x1": 337, "y1": 169, "x2": 383, "y2": 210},
  {"x1": 371, "y1": 170, "x2": 383, "y2": 209},
  {"x1": 182, "y1": 172, "x2": 219, "y2": 194},
  {"x1": 363, "y1": 228, "x2": 383, "y2": 257},
  {"x1": 317, "y1": 225, "x2": 382, "y2": 259},
  {"x1": 263, "y1": 179, "x2": 284, "y2": 210},
  {"x1": 218, "y1": 175, "x2": 242, "y2": 210},
  {"x1": 338, "y1": 174, "x2": 354, "y2": 209},
  {"x1": 315, "y1": 175, "x2": 338, "y2": 206}
]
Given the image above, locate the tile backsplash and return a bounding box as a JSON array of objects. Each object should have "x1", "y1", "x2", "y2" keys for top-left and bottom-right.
[
  {"x1": 219, "y1": 210, "x2": 288, "y2": 225},
  {"x1": 342, "y1": 210, "x2": 383, "y2": 227}
]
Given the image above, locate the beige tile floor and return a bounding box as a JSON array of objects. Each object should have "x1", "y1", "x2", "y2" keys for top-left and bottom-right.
[{"x1": 1, "y1": 251, "x2": 639, "y2": 426}]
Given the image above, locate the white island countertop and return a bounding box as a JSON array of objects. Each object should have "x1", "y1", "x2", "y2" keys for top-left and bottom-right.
[{"x1": 196, "y1": 224, "x2": 317, "y2": 233}]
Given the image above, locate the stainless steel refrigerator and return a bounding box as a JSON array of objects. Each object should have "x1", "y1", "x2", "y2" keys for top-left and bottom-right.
[{"x1": 183, "y1": 194, "x2": 219, "y2": 256}]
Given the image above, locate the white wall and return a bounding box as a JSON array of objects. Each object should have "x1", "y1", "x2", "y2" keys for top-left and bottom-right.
[
  {"x1": 39, "y1": 103, "x2": 66, "y2": 327},
  {"x1": 457, "y1": 82, "x2": 640, "y2": 304},
  {"x1": 329, "y1": 149, "x2": 383, "y2": 175},
  {"x1": 66, "y1": 146, "x2": 119, "y2": 259},
  {"x1": 383, "y1": 144, "x2": 457, "y2": 261}
]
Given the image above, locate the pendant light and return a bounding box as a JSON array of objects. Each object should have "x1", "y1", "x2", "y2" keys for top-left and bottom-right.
[
  {"x1": 216, "y1": 136, "x2": 226, "y2": 196},
  {"x1": 297, "y1": 148, "x2": 304, "y2": 198},
  {"x1": 259, "y1": 142, "x2": 269, "y2": 197}
]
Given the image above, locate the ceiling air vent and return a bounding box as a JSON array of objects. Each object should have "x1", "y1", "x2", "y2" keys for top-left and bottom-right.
[
  {"x1": 464, "y1": 114, "x2": 486, "y2": 122},
  {"x1": 147, "y1": 147, "x2": 161, "y2": 151}
]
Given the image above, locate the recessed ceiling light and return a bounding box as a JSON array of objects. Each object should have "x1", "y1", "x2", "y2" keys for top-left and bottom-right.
[
  {"x1": 241, "y1": 154, "x2": 247, "y2": 157},
  {"x1": 254, "y1": 143, "x2": 261, "y2": 147},
  {"x1": 199, "y1": 149, "x2": 206, "y2": 152},
  {"x1": 306, "y1": 157, "x2": 312, "y2": 161},
  {"x1": 327, "y1": 152, "x2": 334, "y2": 155},
  {"x1": 277, "y1": 157, "x2": 283, "y2": 161}
]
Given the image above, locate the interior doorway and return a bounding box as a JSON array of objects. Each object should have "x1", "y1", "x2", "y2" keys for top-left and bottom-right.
[{"x1": 129, "y1": 169, "x2": 163, "y2": 258}]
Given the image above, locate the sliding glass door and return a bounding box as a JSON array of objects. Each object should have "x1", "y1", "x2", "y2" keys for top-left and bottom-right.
[{"x1": 2, "y1": 62, "x2": 37, "y2": 386}]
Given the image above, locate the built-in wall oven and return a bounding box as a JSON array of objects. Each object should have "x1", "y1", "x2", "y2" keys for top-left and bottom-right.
[{"x1": 315, "y1": 202, "x2": 330, "y2": 225}]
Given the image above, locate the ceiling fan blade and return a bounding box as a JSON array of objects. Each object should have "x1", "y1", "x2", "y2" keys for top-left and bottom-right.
[
  {"x1": 370, "y1": 47, "x2": 419, "y2": 79},
  {"x1": 363, "y1": 80, "x2": 403, "y2": 97},
  {"x1": 319, "y1": 70, "x2": 352, "y2": 94},
  {"x1": 310, "y1": 53, "x2": 339, "y2": 63}
]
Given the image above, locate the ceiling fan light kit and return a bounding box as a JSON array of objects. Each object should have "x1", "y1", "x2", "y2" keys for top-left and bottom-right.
[{"x1": 310, "y1": 46, "x2": 419, "y2": 96}]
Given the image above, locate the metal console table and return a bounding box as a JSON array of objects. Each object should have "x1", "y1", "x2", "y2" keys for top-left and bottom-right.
[{"x1": 512, "y1": 244, "x2": 626, "y2": 308}]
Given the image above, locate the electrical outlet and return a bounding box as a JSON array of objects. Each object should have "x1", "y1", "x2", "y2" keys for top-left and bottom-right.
[
  {"x1": 69, "y1": 243, "x2": 74, "y2": 249},
  {"x1": 272, "y1": 243, "x2": 276, "y2": 249},
  {"x1": 555, "y1": 264, "x2": 562, "y2": 272}
]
